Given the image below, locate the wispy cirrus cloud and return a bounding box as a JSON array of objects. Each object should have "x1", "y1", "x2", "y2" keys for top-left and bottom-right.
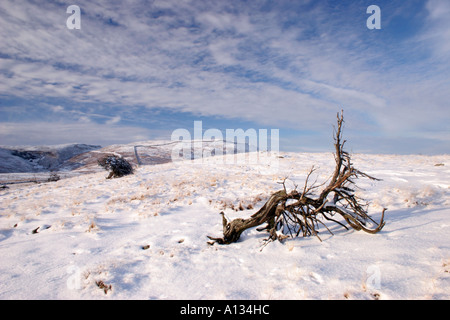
[
  {"x1": 422, "y1": 0, "x2": 450, "y2": 59},
  {"x1": 0, "y1": 0, "x2": 448, "y2": 153}
]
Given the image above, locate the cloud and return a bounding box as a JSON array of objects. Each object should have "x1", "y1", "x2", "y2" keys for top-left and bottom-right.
[
  {"x1": 106, "y1": 116, "x2": 121, "y2": 125},
  {"x1": 51, "y1": 105, "x2": 64, "y2": 113},
  {"x1": 0, "y1": 121, "x2": 154, "y2": 146},
  {"x1": 423, "y1": 0, "x2": 450, "y2": 60},
  {"x1": 0, "y1": 0, "x2": 448, "y2": 153}
]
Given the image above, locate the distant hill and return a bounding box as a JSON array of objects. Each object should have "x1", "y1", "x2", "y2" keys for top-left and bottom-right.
[
  {"x1": 0, "y1": 139, "x2": 249, "y2": 175},
  {"x1": 0, "y1": 144, "x2": 101, "y2": 173}
]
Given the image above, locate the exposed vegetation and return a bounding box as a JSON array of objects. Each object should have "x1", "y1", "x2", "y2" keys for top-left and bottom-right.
[
  {"x1": 98, "y1": 155, "x2": 133, "y2": 179},
  {"x1": 208, "y1": 111, "x2": 386, "y2": 246}
]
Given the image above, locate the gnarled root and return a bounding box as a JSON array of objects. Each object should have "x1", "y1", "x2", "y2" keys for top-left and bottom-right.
[{"x1": 207, "y1": 111, "x2": 386, "y2": 246}]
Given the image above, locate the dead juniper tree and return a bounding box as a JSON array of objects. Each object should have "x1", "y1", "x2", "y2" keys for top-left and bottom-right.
[{"x1": 207, "y1": 111, "x2": 386, "y2": 246}]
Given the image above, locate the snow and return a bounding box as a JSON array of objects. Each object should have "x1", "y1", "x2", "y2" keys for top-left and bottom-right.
[
  {"x1": 0, "y1": 144, "x2": 101, "y2": 173},
  {"x1": 0, "y1": 151, "x2": 449, "y2": 300}
]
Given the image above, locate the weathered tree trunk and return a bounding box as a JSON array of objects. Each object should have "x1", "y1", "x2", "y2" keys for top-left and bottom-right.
[
  {"x1": 207, "y1": 111, "x2": 386, "y2": 246},
  {"x1": 208, "y1": 190, "x2": 288, "y2": 244}
]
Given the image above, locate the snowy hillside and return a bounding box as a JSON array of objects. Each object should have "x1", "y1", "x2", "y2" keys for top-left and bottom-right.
[
  {"x1": 0, "y1": 144, "x2": 101, "y2": 174},
  {"x1": 0, "y1": 140, "x2": 249, "y2": 185},
  {"x1": 0, "y1": 151, "x2": 449, "y2": 299}
]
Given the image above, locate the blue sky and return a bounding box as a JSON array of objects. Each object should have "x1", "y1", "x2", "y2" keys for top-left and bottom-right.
[{"x1": 0, "y1": 0, "x2": 449, "y2": 154}]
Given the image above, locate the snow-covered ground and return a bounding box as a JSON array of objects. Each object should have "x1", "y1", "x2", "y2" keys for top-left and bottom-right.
[{"x1": 0, "y1": 152, "x2": 449, "y2": 299}]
